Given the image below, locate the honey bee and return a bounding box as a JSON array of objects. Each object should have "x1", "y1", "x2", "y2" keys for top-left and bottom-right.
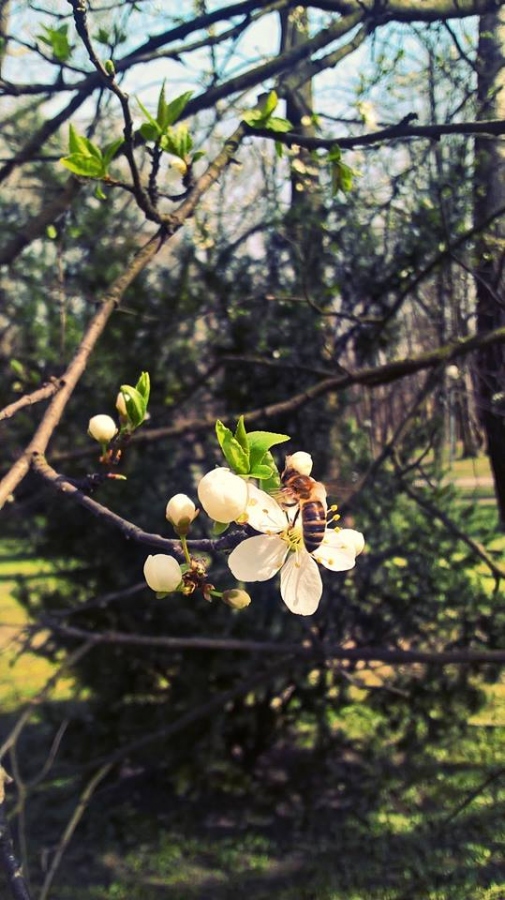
[{"x1": 279, "y1": 458, "x2": 328, "y2": 553}]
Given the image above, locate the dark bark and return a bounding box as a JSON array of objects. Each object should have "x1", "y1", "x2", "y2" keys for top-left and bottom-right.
[{"x1": 474, "y1": 8, "x2": 505, "y2": 526}]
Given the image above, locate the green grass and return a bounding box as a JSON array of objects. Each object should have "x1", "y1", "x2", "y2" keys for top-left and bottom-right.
[{"x1": 0, "y1": 543, "x2": 73, "y2": 709}]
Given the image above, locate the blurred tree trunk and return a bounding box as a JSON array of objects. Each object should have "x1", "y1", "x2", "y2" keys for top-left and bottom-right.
[
  {"x1": 279, "y1": 7, "x2": 325, "y2": 292},
  {"x1": 474, "y1": 9, "x2": 505, "y2": 527}
]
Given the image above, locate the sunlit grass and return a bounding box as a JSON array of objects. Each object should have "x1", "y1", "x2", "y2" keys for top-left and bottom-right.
[{"x1": 0, "y1": 545, "x2": 73, "y2": 710}]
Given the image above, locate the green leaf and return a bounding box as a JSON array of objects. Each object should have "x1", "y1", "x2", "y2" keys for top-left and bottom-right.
[
  {"x1": 234, "y1": 416, "x2": 249, "y2": 453},
  {"x1": 68, "y1": 124, "x2": 97, "y2": 157},
  {"x1": 260, "y1": 90, "x2": 278, "y2": 118},
  {"x1": 119, "y1": 385, "x2": 147, "y2": 429},
  {"x1": 164, "y1": 89, "x2": 193, "y2": 127},
  {"x1": 137, "y1": 98, "x2": 162, "y2": 136},
  {"x1": 60, "y1": 154, "x2": 105, "y2": 177},
  {"x1": 264, "y1": 117, "x2": 292, "y2": 134},
  {"x1": 260, "y1": 452, "x2": 282, "y2": 492},
  {"x1": 102, "y1": 137, "x2": 124, "y2": 168},
  {"x1": 160, "y1": 124, "x2": 193, "y2": 159},
  {"x1": 39, "y1": 24, "x2": 72, "y2": 62},
  {"x1": 247, "y1": 430, "x2": 290, "y2": 471},
  {"x1": 249, "y1": 464, "x2": 275, "y2": 480},
  {"x1": 135, "y1": 371, "x2": 150, "y2": 404},
  {"x1": 139, "y1": 122, "x2": 161, "y2": 143},
  {"x1": 94, "y1": 184, "x2": 107, "y2": 200},
  {"x1": 215, "y1": 420, "x2": 250, "y2": 474}
]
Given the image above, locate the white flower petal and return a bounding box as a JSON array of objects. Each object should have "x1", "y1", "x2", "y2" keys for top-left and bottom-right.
[
  {"x1": 280, "y1": 551, "x2": 322, "y2": 616},
  {"x1": 228, "y1": 534, "x2": 287, "y2": 582},
  {"x1": 313, "y1": 527, "x2": 364, "y2": 571},
  {"x1": 244, "y1": 483, "x2": 287, "y2": 533}
]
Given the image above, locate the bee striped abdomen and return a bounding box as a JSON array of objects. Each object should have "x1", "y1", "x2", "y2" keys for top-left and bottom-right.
[{"x1": 301, "y1": 500, "x2": 327, "y2": 552}]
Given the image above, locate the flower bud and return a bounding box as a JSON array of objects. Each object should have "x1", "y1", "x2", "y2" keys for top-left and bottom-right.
[
  {"x1": 222, "y1": 589, "x2": 252, "y2": 610},
  {"x1": 143, "y1": 554, "x2": 182, "y2": 593},
  {"x1": 197, "y1": 468, "x2": 248, "y2": 523},
  {"x1": 285, "y1": 451, "x2": 313, "y2": 476},
  {"x1": 116, "y1": 391, "x2": 128, "y2": 418},
  {"x1": 166, "y1": 493, "x2": 198, "y2": 534},
  {"x1": 88, "y1": 414, "x2": 118, "y2": 444}
]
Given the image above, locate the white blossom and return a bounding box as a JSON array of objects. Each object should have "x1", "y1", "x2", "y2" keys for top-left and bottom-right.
[
  {"x1": 228, "y1": 484, "x2": 364, "y2": 616},
  {"x1": 285, "y1": 451, "x2": 313, "y2": 475},
  {"x1": 197, "y1": 467, "x2": 248, "y2": 523},
  {"x1": 144, "y1": 554, "x2": 182, "y2": 593},
  {"x1": 88, "y1": 414, "x2": 118, "y2": 444},
  {"x1": 166, "y1": 493, "x2": 198, "y2": 530}
]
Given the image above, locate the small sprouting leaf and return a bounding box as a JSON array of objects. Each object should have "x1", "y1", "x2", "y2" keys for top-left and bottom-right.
[
  {"x1": 38, "y1": 24, "x2": 72, "y2": 62},
  {"x1": 60, "y1": 154, "x2": 105, "y2": 177},
  {"x1": 102, "y1": 137, "x2": 124, "y2": 168},
  {"x1": 264, "y1": 117, "x2": 292, "y2": 134},
  {"x1": 135, "y1": 371, "x2": 150, "y2": 404},
  {"x1": 95, "y1": 27, "x2": 110, "y2": 45},
  {"x1": 164, "y1": 90, "x2": 193, "y2": 127},
  {"x1": 249, "y1": 464, "x2": 275, "y2": 480},
  {"x1": 234, "y1": 416, "x2": 249, "y2": 453},
  {"x1": 119, "y1": 385, "x2": 147, "y2": 429},
  {"x1": 46, "y1": 224, "x2": 58, "y2": 240},
  {"x1": 94, "y1": 184, "x2": 107, "y2": 200},
  {"x1": 247, "y1": 430, "x2": 290, "y2": 471},
  {"x1": 215, "y1": 420, "x2": 250, "y2": 474},
  {"x1": 137, "y1": 98, "x2": 162, "y2": 136},
  {"x1": 260, "y1": 90, "x2": 278, "y2": 119},
  {"x1": 139, "y1": 122, "x2": 161, "y2": 143}
]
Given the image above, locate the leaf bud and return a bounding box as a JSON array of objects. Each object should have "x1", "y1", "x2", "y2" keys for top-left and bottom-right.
[
  {"x1": 143, "y1": 554, "x2": 182, "y2": 593},
  {"x1": 222, "y1": 589, "x2": 252, "y2": 610},
  {"x1": 88, "y1": 414, "x2": 118, "y2": 444}
]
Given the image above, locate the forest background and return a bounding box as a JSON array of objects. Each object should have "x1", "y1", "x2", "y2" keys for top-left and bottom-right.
[{"x1": 1, "y1": 1, "x2": 505, "y2": 898}]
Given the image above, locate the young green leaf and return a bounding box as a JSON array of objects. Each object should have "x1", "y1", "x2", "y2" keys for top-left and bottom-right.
[
  {"x1": 164, "y1": 90, "x2": 193, "y2": 127},
  {"x1": 215, "y1": 420, "x2": 250, "y2": 474},
  {"x1": 247, "y1": 430, "x2": 290, "y2": 471}
]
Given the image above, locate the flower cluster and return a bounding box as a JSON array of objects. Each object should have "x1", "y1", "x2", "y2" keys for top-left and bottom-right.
[
  {"x1": 87, "y1": 393, "x2": 364, "y2": 617},
  {"x1": 143, "y1": 451, "x2": 363, "y2": 617}
]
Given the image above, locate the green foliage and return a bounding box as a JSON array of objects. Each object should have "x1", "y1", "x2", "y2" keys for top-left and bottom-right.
[
  {"x1": 327, "y1": 144, "x2": 358, "y2": 195},
  {"x1": 60, "y1": 125, "x2": 124, "y2": 179},
  {"x1": 137, "y1": 86, "x2": 203, "y2": 165},
  {"x1": 242, "y1": 90, "x2": 292, "y2": 134},
  {"x1": 215, "y1": 416, "x2": 288, "y2": 482},
  {"x1": 118, "y1": 371, "x2": 150, "y2": 431},
  {"x1": 38, "y1": 23, "x2": 73, "y2": 62}
]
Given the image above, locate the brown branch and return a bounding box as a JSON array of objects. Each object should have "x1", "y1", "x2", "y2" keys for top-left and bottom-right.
[
  {"x1": 40, "y1": 620, "x2": 505, "y2": 666},
  {"x1": 0, "y1": 381, "x2": 61, "y2": 423},
  {"x1": 0, "y1": 229, "x2": 166, "y2": 510},
  {"x1": 251, "y1": 116, "x2": 505, "y2": 151}
]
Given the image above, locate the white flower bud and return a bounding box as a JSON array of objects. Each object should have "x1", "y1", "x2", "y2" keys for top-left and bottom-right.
[
  {"x1": 166, "y1": 494, "x2": 197, "y2": 533},
  {"x1": 285, "y1": 451, "x2": 313, "y2": 476},
  {"x1": 197, "y1": 467, "x2": 248, "y2": 523},
  {"x1": 88, "y1": 414, "x2": 118, "y2": 444},
  {"x1": 446, "y1": 365, "x2": 460, "y2": 381},
  {"x1": 222, "y1": 589, "x2": 252, "y2": 610},
  {"x1": 143, "y1": 554, "x2": 182, "y2": 593}
]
